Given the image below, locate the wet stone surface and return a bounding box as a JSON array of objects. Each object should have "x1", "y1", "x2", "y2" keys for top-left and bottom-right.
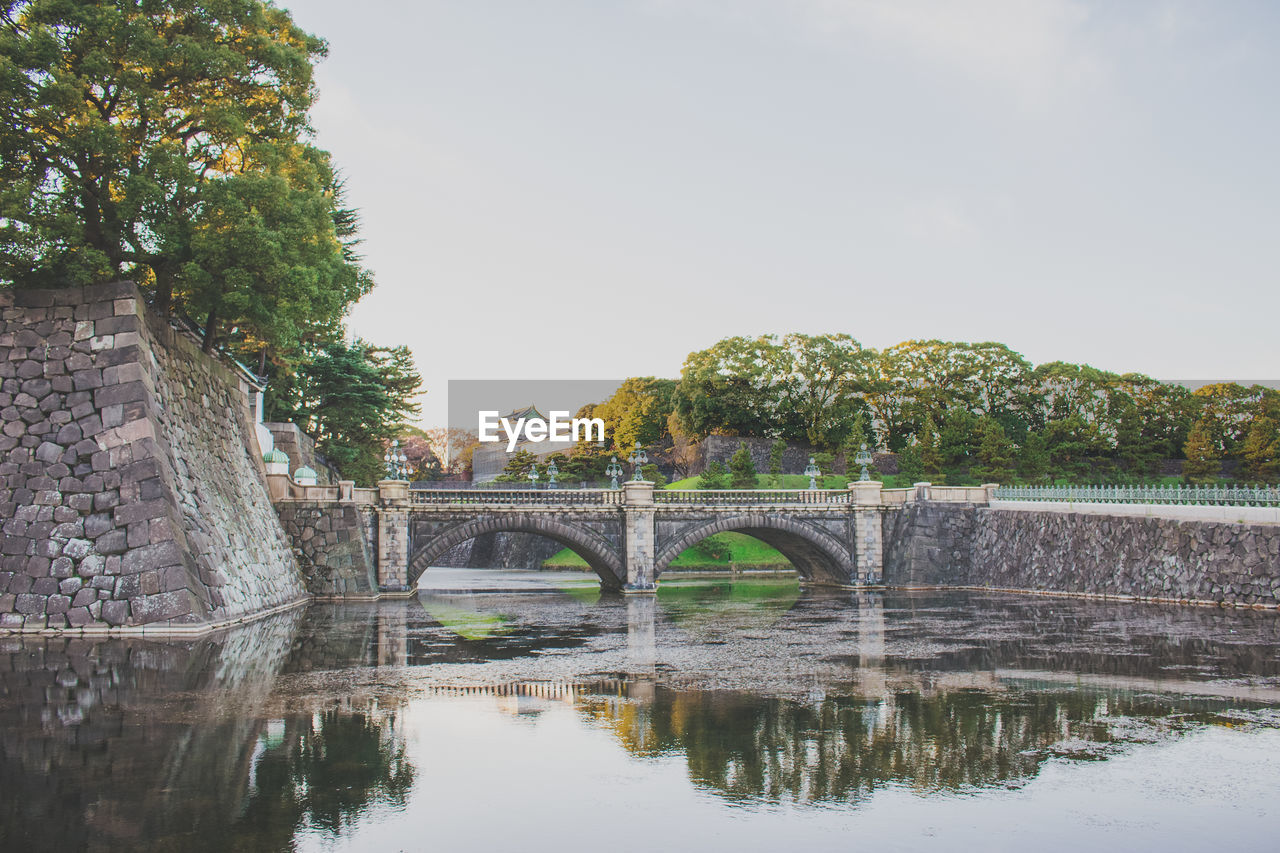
[{"x1": 2, "y1": 576, "x2": 1279, "y2": 852}]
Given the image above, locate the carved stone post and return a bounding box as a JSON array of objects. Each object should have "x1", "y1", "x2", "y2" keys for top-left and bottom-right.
[
  {"x1": 850, "y1": 480, "x2": 884, "y2": 585},
  {"x1": 376, "y1": 479, "x2": 411, "y2": 594},
  {"x1": 622, "y1": 480, "x2": 657, "y2": 593}
]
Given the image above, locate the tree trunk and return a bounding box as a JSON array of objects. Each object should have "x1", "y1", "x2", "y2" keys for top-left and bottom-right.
[
  {"x1": 202, "y1": 307, "x2": 218, "y2": 354},
  {"x1": 154, "y1": 265, "x2": 174, "y2": 315}
]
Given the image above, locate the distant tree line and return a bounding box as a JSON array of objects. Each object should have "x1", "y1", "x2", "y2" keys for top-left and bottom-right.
[{"x1": 549, "y1": 335, "x2": 1277, "y2": 486}]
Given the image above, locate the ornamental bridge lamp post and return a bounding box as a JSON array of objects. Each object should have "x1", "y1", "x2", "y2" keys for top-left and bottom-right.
[
  {"x1": 606, "y1": 456, "x2": 624, "y2": 489},
  {"x1": 383, "y1": 440, "x2": 408, "y2": 481},
  {"x1": 804, "y1": 456, "x2": 820, "y2": 490},
  {"x1": 629, "y1": 442, "x2": 648, "y2": 482},
  {"x1": 854, "y1": 443, "x2": 874, "y2": 482}
]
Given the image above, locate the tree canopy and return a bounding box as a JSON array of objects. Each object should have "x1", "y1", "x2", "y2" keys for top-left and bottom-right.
[
  {"x1": 0, "y1": 0, "x2": 371, "y2": 356},
  {"x1": 278, "y1": 339, "x2": 421, "y2": 487},
  {"x1": 1, "y1": 1, "x2": 423, "y2": 485}
]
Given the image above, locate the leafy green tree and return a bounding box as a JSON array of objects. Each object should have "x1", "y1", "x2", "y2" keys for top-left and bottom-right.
[
  {"x1": 875, "y1": 340, "x2": 1034, "y2": 449},
  {"x1": 673, "y1": 333, "x2": 872, "y2": 447},
  {"x1": 1192, "y1": 384, "x2": 1280, "y2": 459},
  {"x1": 183, "y1": 149, "x2": 370, "y2": 354},
  {"x1": 279, "y1": 340, "x2": 421, "y2": 486},
  {"x1": 1240, "y1": 416, "x2": 1279, "y2": 483},
  {"x1": 772, "y1": 333, "x2": 874, "y2": 447},
  {"x1": 971, "y1": 417, "x2": 1015, "y2": 484},
  {"x1": 592, "y1": 378, "x2": 677, "y2": 452},
  {"x1": 728, "y1": 443, "x2": 757, "y2": 489},
  {"x1": 1031, "y1": 362, "x2": 1123, "y2": 430},
  {"x1": 696, "y1": 460, "x2": 727, "y2": 490},
  {"x1": 673, "y1": 336, "x2": 781, "y2": 439},
  {"x1": 1181, "y1": 420, "x2": 1219, "y2": 484},
  {"x1": 0, "y1": 0, "x2": 369, "y2": 359}
]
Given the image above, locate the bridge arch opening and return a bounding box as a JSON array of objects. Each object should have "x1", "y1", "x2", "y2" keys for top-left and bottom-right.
[
  {"x1": 407, "y1": 516, "x2": 625, "y2": 591},
  {"x1": 654, "y1": 516, "x2": 854, "y2": 586}
]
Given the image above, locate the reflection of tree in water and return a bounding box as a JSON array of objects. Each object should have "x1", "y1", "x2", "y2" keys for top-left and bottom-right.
[
  {"x1": 579, "y1": 684, "x2": 1236, "y2": 805},
  {"x1": 0, "y1": 607, "x2": 416, "y2": 852},
  {"x1": 236, "y1": 709, "x2": 415, "y2": 839}
]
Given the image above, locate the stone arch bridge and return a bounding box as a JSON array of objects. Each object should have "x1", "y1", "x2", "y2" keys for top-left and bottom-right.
[
  {"x1": 379, "y1": 481, "x2": 894, "y2": 592},
  {"x1": 271, "y1": 478, "x2": 998, "y2": 595}
]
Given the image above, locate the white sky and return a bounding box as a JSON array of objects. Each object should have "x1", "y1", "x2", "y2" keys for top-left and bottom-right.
[{"x1": 281, "y1": 0, "x2": 1280, "y2": 427}]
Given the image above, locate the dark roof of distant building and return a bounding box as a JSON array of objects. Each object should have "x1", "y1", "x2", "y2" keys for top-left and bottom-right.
[{"x1": 502, "y1": 404, "x2": 546, "y2": 421}]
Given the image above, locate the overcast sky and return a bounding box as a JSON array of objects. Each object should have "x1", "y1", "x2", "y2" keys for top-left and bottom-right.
[{"x1": 282, "y1": 0, "x2": 1279, "y2": 426}]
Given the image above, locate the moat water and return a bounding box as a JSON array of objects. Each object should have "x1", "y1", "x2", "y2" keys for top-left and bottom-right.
[{"x1": 3, "y1": 571, "x2": 1280, "y2": 852}]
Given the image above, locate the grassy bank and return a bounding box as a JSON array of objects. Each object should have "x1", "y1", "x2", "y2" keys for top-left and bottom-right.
[
  {"x1": 542, "y1": 531, "x2": 793, "y2": 572},
  {"x1": 665, "y1": 473, "x2": 853, "y2": 490}
]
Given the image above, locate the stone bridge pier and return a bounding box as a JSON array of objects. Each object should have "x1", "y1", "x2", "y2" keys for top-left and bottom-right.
[{"x1": 371, "y1": 481, "x2": 895, "y2": 594}]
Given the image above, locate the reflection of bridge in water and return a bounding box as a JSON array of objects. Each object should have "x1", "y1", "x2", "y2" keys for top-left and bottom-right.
[{"x1": 3, "y1": 590, "x2": 1278, "y2": 848}]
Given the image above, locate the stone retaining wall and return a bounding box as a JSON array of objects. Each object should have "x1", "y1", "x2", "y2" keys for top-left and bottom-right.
[
  {"x1": 971, "y1": 509, "x2": 1280, "y2": 607},
  {"x1": 0, "y1": 282, "x2": 306, "y2": 630},
  {"x1": 881, "y1": 502, "x2": 1280, "y2": 607},
  {"x1": 881, "y1": 503, "x2": 975, "y2": 587},
  {"x1": 276, "y1": 502, "x2": 378, "y2": 597}
]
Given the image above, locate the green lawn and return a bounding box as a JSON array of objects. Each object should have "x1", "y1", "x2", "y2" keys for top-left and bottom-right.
[
  {"x1": 665, "y1": 473, "x2": 853, "y2": 490},
  {"x1": 542, "y1": 531, "x2": 792, "y2": 571}
]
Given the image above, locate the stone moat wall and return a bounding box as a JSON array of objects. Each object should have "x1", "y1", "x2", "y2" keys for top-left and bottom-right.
[
  {"x1": 0, "y1": 282, "x2": 306, "y2": 631},
  {"x1": 883, "y1": 503, "x2": 1280, "y2": 607},
  {"x1": 275, "y1": 502, "x2": 378, "y2": 598},
  {"x1": 882, "y1": 503, "x2": 976, "y2": 587}
]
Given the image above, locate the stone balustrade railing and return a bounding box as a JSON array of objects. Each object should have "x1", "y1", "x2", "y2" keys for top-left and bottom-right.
[
  {"x1": 409, "y1": 488, "x2": 624, "y2": 506},
  {"x1": 655, "y1": 489, "x2": 852, "y2": 505},
  {"x1": 994, "y1": 484, "x2": 1280, "y2": 507},
  {"x1": 270, "y1": 478, "x2": 1005, "y2": 509}
]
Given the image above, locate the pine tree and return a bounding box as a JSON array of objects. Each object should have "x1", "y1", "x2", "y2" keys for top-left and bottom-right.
[
  {"x1": 1241, "y1": 416, "x2": 1280, "y2": 483},
  {"x1": 768, "y1": 438, "x2": 787, "y2": 486},
  {"x1": 897, "y1": 443, "x2": 923, "y2": 483},
  {"x1": 1017, "y1": 431, "x2": 1050, "y2": 484},
  {"x1": 842, "y1": 412, "x2": 871, "y2": 470},
  {"x1": 919, "y1": 415, "x2": 945, "y2": 483},
  {"x1": 697, "y1": 460, "x2": 728, "y2": 490},
  {"x1": 640, "y1": 463, "x2": 669, "y2": 488},
  {"x1": 1115, "y1": 404, "x2": 1161, "y2": 481},
  {"x1": 728, "y1": 443, "x2": 758, "y2": 489},
  {"x1": 971, "y1": 417, "x2": 1015, "y2": 484},
  {"x1": 1182, "y1": 420, "x2": 1219, "y2": 484}
]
